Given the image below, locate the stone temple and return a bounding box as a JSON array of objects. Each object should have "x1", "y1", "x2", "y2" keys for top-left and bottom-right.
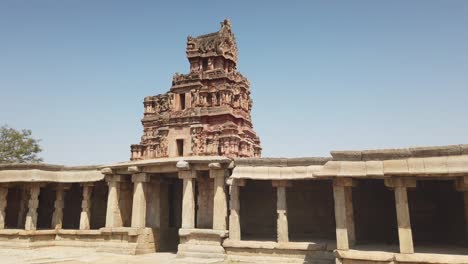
[{"x1": 1, "y1": 20, "x2": 468, "y2": 264}]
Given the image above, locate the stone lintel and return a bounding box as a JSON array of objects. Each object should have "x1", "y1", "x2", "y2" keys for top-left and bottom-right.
[
  {"x1": 272, "y1": 180, "x2": 292, "y2": 188},
  {"x1": 384, "y1": 178, "x2": 416, "y2": 189},
  {"x1": 128, "y1": 166, "x2": 141, "y2": 173},
  {"x1": 333, "y1": 178, "x2": 355, "y2": 187},
  {"x1": 101, "y1": 168, "x2": 113, "y2": 175},
  {"x1": 105, "y1": 174, "x2": 126, "y2": 183},
  {"x1": 178, "y1": 169, "x2": 196, "y2": 179},
  {"x1": 131, "y1": 173, "x2": 149, "y2": 183}
]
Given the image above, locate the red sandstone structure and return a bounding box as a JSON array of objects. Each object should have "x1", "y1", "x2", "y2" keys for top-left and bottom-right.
[{"x1": 131, "y1": 19, "x2": 261, "y2": 160}]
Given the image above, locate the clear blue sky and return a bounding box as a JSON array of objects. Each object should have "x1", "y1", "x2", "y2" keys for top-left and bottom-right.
[{"x1": 1, "y1": 1, "x2": 467, "y2": 165}]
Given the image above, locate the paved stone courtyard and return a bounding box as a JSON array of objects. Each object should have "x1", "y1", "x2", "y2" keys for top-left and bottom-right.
[{"x1": 0, "y1": 247, "x2": 178, "y2": 264}]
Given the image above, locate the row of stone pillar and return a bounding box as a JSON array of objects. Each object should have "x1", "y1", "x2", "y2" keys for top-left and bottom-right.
[
  {"x1": 227, "y1": 177, "x2": 423, "y2": 254},
  {"x1": 104, "y1": 162, "x2": 228, "y2": 230},
  {"x1": 0, "y1": 183, "x2": 94, "y2": 231}
]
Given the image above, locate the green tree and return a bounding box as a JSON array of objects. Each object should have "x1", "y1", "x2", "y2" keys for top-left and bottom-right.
[{"x1": 0, "y1": 125, "x2": 43, "y2": 163}]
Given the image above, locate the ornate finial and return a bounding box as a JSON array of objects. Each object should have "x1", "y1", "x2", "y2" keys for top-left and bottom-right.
[{"x1": 221, "y1": 19, "x2": 231, "y2": 30}]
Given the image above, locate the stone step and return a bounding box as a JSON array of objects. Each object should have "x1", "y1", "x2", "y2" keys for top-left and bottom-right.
[
  {"x1": 226, "y1": 254, "x2": 333, "y2": 264},
  {"x1": 172, "y1": 256, "x2": 225, "y2": 264},
  {"x1": 177, "y1": 251, "x2": 226, "y2": 260},
  {"x1": 178, "y1": 243, "x2": 225, "y2": 254}
]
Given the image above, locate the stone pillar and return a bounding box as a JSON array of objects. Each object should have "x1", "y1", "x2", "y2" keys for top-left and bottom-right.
[
  {"x1": 345, "y1": 186, "x2": 356, "y2": 246},
  {"x1": 273, "y1": 180, "x2": 290, "y2": 243},
  {"x1": 177, "y1": 161, "x2": 196, "y2": 229},
  {"x1": 209, "y1": 163, "x2": 228, "y2": 230},
  {"x1": 385, "y1": 178, "x2": 416, "y2": 254},
  {"x1": 333, "y1": 178, "x2": 354, "y2": 250},
  {"x1": 25, "y1": 183, "x2": 40, "y2": 231},
  {"x1": 0, "y1": 185, "x2": 8, "y2": 229},
  {"x1": 51, "y1": 183, "x2": 66, "y2": 230},
  {"x1": 79, "y1": 183, "x2": 93, "y2": 230},
  {"x1": 229, "y1": 179, "x2": 245, "y2": 241},
  {"x1": 131, "y1": 173, "x2": 149, "y2": 228},
  {"x1": 105, "y1": 175, "x2": 124, "y2": 228}
]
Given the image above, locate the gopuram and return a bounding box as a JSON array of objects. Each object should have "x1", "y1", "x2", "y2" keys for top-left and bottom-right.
[
  {"x1": 0, "y1": 19, "x2": 468, "y2": 264},
  {"x1": 131, "y1": 19, "x2": 261, "y2": 160}
]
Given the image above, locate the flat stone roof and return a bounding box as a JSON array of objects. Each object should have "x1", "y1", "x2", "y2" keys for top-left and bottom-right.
[
  {"x1": 234, "y1": 157, "x2": 331, "y2": 167},
  {"x1": 331, "y1": 144, "x2": 468, "y2": 161},
  {"x1": 0, "y1": 163, "x2": 100, "y2": 171},
  {"x1": 100, "y1": 156, "x2": 232, "y2": 170}
]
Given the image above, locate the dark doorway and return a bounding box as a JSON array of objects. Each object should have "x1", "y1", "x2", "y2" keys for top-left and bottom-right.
[
  {"x1": 63, "y1": 183, "x2": 82, "y2": 229},
  {"x1": 37, "y1": 185, "x2": 55, "y2": 229}
]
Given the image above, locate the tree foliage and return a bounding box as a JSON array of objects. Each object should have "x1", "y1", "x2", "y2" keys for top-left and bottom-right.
[{"x1": 0, "y1": 125, "x2": 43, "y2": 163}]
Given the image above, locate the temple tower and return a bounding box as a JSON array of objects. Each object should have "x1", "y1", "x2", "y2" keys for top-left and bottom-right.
[{"x1": 131, "y1": 19, "x2": 261, "y2": 160}]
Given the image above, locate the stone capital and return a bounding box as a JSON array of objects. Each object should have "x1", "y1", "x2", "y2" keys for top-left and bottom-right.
[
  {"x1": 101, "y1": 168, "x2": 113, "y2": 175},
  {"x1": 128, "y1": 166, "x2": 141, "y2": 173},
  {"x1": 333, "y1": 177, "x2": 356, "y2": 188},
  {"x1": 384, "y1": 177, "x2": 416, "y2": 189},
  {"x1": 80, "y1": 182, "x2": 95, "y2": 188},
  {"x1": 272, "y1": 180, "x2": 292, "y2": 188},
  {"x1": 209, "y1": 168, "x2": 228, "y2": 179},
  {"x1": 105, "y1": 174, "x2": 126, "y2": 183},
  {"x1": 230, "y1": 178, "x2": 246, "y2": 187},
  {"x1": 178, "y1": 169, "x2": 196, "y2": 179},
  {"x1": 131, "y1": 173, "x2": 150, "y2": 183},
  {"x1": 176, "y1": 160, "x2": 191, "y2": 171}
]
